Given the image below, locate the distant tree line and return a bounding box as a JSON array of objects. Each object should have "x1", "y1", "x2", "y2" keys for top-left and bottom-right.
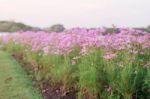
[
  {"x1": 0, "y1": 21, "x2": 149, "y2": 33},
  {"x1": 0, "y1": 21, "x2": 41, "y2": 32},
  {"x1": 0, "y1": 21, "x2": 65, "y2": 33},
  {"x1": 45, "y1": 24, "x2": 65, "y2": 32},
  {"x1": 147, "y1": 25, "x2": 150, "y2": 32}
]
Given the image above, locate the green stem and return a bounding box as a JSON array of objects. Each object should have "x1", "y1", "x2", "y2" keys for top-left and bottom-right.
[{"x1": 123, "y1": 93, "x2": 132, "y2": 99}]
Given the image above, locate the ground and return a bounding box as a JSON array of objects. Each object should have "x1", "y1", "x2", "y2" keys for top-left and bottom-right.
[{"x1": 0, "y1": 51, "x2": 43, "y2": 99}]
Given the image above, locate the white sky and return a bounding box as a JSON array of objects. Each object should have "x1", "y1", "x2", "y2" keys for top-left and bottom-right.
[{"x1": 0, "y1": 0, "x2": 149, "y2": 28}]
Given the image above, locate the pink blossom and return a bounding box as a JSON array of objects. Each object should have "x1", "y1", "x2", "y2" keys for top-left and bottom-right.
[
  {"x1": 43, "y1": 46, "x2": 49, "y2": 55},
  {"x1": 103, "y1": 53, "x2": 117, "y2": 60}
]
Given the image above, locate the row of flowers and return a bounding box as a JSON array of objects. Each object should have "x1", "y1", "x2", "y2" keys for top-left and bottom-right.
[
  {"x1": 1, "y1": 28, "x2": 150, "y2": 57},
  {"x1": 0, "y1": 28, "x2": 150, "y2": 99}
]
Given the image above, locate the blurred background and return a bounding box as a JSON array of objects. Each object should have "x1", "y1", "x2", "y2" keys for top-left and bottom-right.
[{"x1": 0, "y1": 0, "x2": 150, "y2": 32}]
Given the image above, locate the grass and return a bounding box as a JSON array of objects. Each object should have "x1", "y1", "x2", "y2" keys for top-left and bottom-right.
[
  {"x1": 1, "y1": 42, "x2": 150, "y2": 99},
  {"x1": 0, "y1": 50, "x2": 43, "y2": 99}
]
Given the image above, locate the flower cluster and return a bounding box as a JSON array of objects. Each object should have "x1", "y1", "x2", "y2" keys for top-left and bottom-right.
[{"x1": 1, "y1": 28, "x2": 150, "y2": 57}]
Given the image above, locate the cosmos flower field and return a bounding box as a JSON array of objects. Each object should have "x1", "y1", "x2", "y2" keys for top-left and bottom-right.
[{"x1": 0, "y1": 28, "x2": 150, "y2": 99}]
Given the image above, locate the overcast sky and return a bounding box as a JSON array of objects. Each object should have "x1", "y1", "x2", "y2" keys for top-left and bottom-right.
[{"x1": 0, "y1": 0, "x2": 149, "y2": 28}]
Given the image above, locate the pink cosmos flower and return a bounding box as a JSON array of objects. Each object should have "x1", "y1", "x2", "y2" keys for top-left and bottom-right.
[
  {"x1": 103, "y1": 53, "x2": 117, "y2": 60},
  {"x1": 43, "y1": 46, "x2": 49, "y2": 55}
]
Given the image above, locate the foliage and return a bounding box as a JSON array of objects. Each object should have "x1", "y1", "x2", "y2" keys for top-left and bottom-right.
[
  {"x1": 0, "y1": 28, "x2": 150, "y2": 99},
  {"x1": 0, "y1": 21, "x2": 40, "y2": 32},
  {"x1": 45, "y1": 24, "x2": 65, "y2": 32}
]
